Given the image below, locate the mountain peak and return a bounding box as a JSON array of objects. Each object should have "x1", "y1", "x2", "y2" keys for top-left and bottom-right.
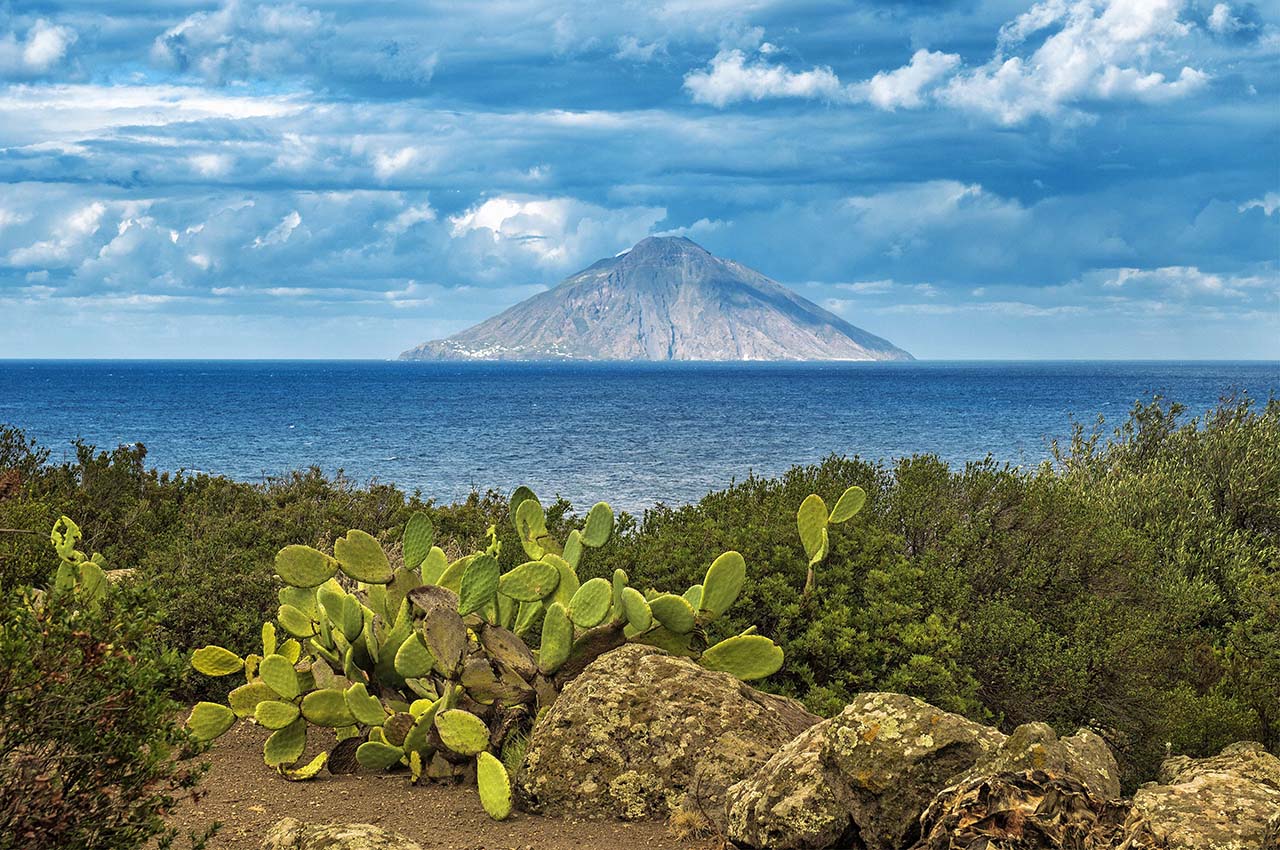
[{"x1": 401, "y1": 239, "x2": 912, "y2": 362}]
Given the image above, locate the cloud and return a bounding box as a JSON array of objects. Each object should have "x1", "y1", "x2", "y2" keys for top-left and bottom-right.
[
  {"x1": 0, "y1": 19, "x2": 77, "y2": 77},
  {"x1": 684, "y1": 49, "x2": 841, "y2": 106},
  {"x1": 1091, "y1": 264, "x2": 1277, "y2": 298},
  {"x1": 448, "y1": 195, "x2": 665, "y2": 269},
  {"x1": 685, "y1": 1, "x2": 1213, "y2": 124},
  {"x1": 853, "y1": 50, "x2": 961, "y2": 110},
  {"x1": 253, "y1": 210, "x2": 303, "y2": 248},
  {"x1": 6, "y1": 201, "x2": 105, "y2": 267},
  {"x1": 941, "y1": 0, "x2": 1209, "y2": 124},
  {"x1": 1239, "y1": 192, "x2": 1279, "y2": 216},
  {"x1": 151, "y1": 1, "x2": 327, "y2": 84},
  {"x1": 615, "y1": 36, "x2": 666, "y2": 63}
]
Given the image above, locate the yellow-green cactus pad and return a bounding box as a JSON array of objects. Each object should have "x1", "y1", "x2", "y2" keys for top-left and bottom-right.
[
  {"x1": 434, "y1": 709, "x2": 489, "y2": 756},
  {"x1": 477, "y1": 751, "x2": 513, "y2": 820},
  {"x1": 263, "y1": 717, "x2": 307, "y2": 766},
  {"x1": 258, "y1": 653, "x2": 300, "y2": 699},
  {"x1": 334, "y1": 529, "x2": 393, "y2": 584},
  {"x1": 191, "y1": 645, "x2": 243, "y2": 677},
  {"x1": 187, "y1": 702, "x2": 236, "y2": 741},
  {"x1": 829, "y1": 485, "x2": 867, "y2": 523},
  {"x1": 699, "y1": 634, "x2": 784, "y2": 681},
  {"x1": 255, "y1": 700, "x2": 301, "y2": 730},
  {"x1": 700, "y1": 551, "x2": 746, "y2": 620},
  {"x1": 301, "y1": 688, "x2": 357, "y2": 727},
  {"x1": 274, "y1": 544, "x2": 337, "y2": 588},
  {"x1": 499, "y1": 560, "x2": 560, "y2": 602}
]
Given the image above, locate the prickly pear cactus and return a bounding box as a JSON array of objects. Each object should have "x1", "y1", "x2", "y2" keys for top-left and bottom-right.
[
  {"x1": 186, "y1": 487, "x2": 792, "y2": 820},
  {"x1": 796, "y1": 484, "x2": 866, "y2": 595}
]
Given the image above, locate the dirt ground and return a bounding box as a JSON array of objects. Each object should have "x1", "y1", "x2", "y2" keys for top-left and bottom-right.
[{"x1": 168, "y1": 721, "x2": 717, "y2": 850}]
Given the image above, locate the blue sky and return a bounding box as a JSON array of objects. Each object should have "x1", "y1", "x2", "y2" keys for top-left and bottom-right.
[{"x1": 0, "y1": 0, "x2": 1276, "y2": 359}]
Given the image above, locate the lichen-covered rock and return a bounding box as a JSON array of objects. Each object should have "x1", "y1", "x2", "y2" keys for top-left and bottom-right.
[
  {"x1": 912, "y1": 770, "x2": 1129, "y2": 850},
  {"x1": 727, "y1": 692, "x2": 1005, "y2": 850},
  {"x1": 1119, "y1": 741, "x2": 1280, "y2": 850},
  {"x1": 515, "y1": 644, "x2": 818, "y2": 825},
  {"x1": 261, "y1": 818, "x2": 422, "y2": 850},
  {"x1": 961, "y1": 722, "x2": 1122, "y2": 800}
]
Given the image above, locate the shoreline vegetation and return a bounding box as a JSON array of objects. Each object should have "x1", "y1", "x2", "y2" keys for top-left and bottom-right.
[{"x1": 1, "y1": 394, "x2": 1277, "y2": 847}]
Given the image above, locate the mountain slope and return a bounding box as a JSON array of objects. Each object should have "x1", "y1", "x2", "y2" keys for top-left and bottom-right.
[{"x1": 400, "y1": 237, "x2": 912, "y2": 361}]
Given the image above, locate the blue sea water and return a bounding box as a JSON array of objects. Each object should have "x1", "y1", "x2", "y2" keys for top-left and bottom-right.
[{"x1": 1, "y1": 360, "x2": 1276, "y2": 511}]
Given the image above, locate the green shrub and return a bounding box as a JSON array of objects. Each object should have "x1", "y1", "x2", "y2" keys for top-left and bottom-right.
[{"x1": 0, "y1": 579, "x2": 212, "y2": 850}]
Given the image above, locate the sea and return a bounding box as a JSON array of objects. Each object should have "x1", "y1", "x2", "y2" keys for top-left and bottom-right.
[{"x1": 2, "y1": 360, "x2": 1276, "y2": 512}]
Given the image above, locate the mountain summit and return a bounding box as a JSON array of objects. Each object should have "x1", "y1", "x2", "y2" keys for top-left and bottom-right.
[{"x1": 400, "y1": 236, "x2": 912, "y2": 361}]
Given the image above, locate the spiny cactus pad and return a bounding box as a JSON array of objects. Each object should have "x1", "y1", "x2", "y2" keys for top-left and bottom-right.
[
  {"x1": 263, "y1": 718, "x2": 307, "y2": 766},
  {"x1": 255, "y1": 700, "x2": 301, "y2": 730},
  {"x1": 620, "y1": 587, "x2": 653, "y2": 632},
  {"x1": 459, "y1": 553, "x2": 500, "y2": 615},
  {"x1": 402, "y1": 511, "x2": 435, "y2": 571},
  {"x1": 356, "y1": 740, "x2": 404, "y2": 770},
  {"x1": 581, "y1": 501, "x2": 614, "y2": 548},
  {"x1": 701, "y1": 551, "x2": 746, "y2": 620},
  {"x1": 435, "y1": 709, "x2": 489, "y2": 756},
  {"x1": 829, "y1": 485, "x2": 867, "y2": 523},
  {"x1": 499, "y1": 560, "x2": 560, "y2": 602},
  {"x1": 275, "y1": 544, "x2": 337, "y2": 588},
  {"x1": 699, "y1": 634, "x2": 785, "y2": 680},
  {"x1": 477, "y1": 751, "x2": 513, "y2": 820},
  {"x1": 301, "y1": 688, "x2": 357, "y2": 727},
  {"x1": 278, "y1": 751, "x2": 328, "y2": 781},
  {"x1": 568, "y1": 577, "x2": 612, "y2": 628},
  {"x1": 187, "y1": 702, "x2": 236, "y2": 741},
  {"x1": 191, "y1": 645, "x2": 243, "y2": 677},
  {"x1": 334, "y1": 529, "x2": 394, "y2": 584},
  {"x1": 649, "y1": 593, "x2": 696, "y2": 634},
  {"x1": 539, "y1": 601, "x2": 572, "y2": 674},
  {"x1": 797, "y1": 493, "x2": 829, "y2": 565},
  {"x1": 344, "y1": 683, "x2": 387, "y2": 726},
  {"x1": 259, "y1": 654, "x2": 301, "y2": 699}
]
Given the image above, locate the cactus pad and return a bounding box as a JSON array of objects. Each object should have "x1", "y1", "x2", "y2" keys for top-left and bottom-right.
[
  {"x1": 829, "y1": 485, "x2": 867, "y2": 523},
  {"x1": 567, "y1": 577, "x2": 612, "y2": 628},
  {"x1": 393, "y1": 634, "x2": 435, "y2": 679},
  {"x1": 228, "y1": 682, "x2": 278, "y2": 718},
  {"x1": 514, "y1": 497, "x2": 556, "y2": 559},
  {"x1": 356, "y1": 740, "x2": 404, "y2": 771},
  {"x1": 344, "y1": 683, "x2": 387, "y2": 726},
  {"x1": 278, "y1": 751, "x2": 328, "y2": 781},
  {"x1": 255, "y1": 700, "x2": 301, "y2": 730},
  {"x1": 539, "y1": 601, "x2": 572, "y2": 674},
  {"x1": 499, "y1": 560, "x2": 560, "y2": 602},
  {"x1": 458, "y1": 553, "x2": 500, "y2": 615},
  {"x1": 276, "y1": 604, "x2": 317, "y2": 639},
  {"x1": 620, "y1": 587, "x2": 653, "y2": 632},
  {"x1": 191, "y1": 645, "x2": 243, "y2": 677},
  {"x1": 701, "y1": 551, "x2": 746, "y2": 620},
  {"x1": 300, "y1": 688, "x2": 357, "y2": 727},
  {"x1": 477, "y1": 751, "x2": 513, "y2": 820},
  {"x1": 699, "y1": 634, "x2": 784, "y2": 680},
  {"x1": 563, "y1": 529, "x2": 584, "y2": 568},
  {"x1": 275, "y1": 544, "x2": 337, "y2": 588},
  {"x1": 797, "y1": 493, "x2": 829, "y2": 565},
  {"x1": 334, "y1": 529, "x2": 394, "y2": 584},
  {"x1": 581, "y1": 501, "x2": 614, "y2": 548},
  {"x1": 649, "y1": 593, "x2": 696, "y2": 634},
  {"x1": 420, "y1": 546, "x2": 448, "y2": 585},
  {"x1": 435, "y1": 709, "x2": 489, "y2": 756},
  {"x1": 402, "y1": 511, "x2": 435, "y2": 571},
  {"x1": 263, "y1": 717, "x2": 307, "y2": 766},
  {"x1": 259, "y1": 653, "x2": 301, "y2": 699},
  {"x1": 187, "y1": 702, "x2": 236, "y2": 741}
]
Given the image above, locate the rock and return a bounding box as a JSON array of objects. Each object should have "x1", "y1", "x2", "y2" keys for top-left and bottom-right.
[
  {"x1": 262, "y1": 818, "x2": 422, "y2": 850},
  {"x1": 962, "y1": 722, "x2": 1122, "y2": 801},
  {"x1": 726, "y1": 692, "x2": 1005, "y2": 850},
  {"x1": 514, "y1": 644, "x2": 818, "y2": 825},
  {"x1": 1118, "y1": 741, "x2": 1280, "y2": 850},
  {"x1": 912, "y1": 770, "x2": 1130, "y2": 850}
]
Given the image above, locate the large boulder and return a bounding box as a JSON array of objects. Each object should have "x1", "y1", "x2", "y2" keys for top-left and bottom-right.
[
  {"x1": 262, "y1": 818, "x2": 422, "y2": 850},
  {"x1": 1119, "y1": 741, "x2": 1280, "y2": 850},
  {"x1": 726, "y1": 692, "x2": 1006, "y2": 850},
  {"x1": 515, "y1": 644, "x2": 818, "y2": 825}
]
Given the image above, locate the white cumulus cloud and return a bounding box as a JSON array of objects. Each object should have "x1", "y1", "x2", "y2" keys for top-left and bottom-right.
[
  {"x1": 683, "y1": 49, "x2": 841, "y2": 107},
  {"x1": 0, "y1": 19, "x2": 77, "y2": 77}
]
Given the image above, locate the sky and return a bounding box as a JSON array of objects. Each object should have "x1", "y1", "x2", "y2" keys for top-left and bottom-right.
[{"x1": 0, "y1": 0, "x2": 1276, "y2": 360}]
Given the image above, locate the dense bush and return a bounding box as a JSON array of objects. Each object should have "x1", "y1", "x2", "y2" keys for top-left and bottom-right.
[
  {"x1": 1, "y1": 394, "x2": 1276, "y2": 787},
  {"x1": 0, "y1": 579, "x2": 212, "y2": 850}
]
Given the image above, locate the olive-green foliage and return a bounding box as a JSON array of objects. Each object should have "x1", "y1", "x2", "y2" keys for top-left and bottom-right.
[
  {"x1": 186, "y1": 491, "x2": 783, "y2": 819},
  {"x1": 0, "y1": 529, "x2": 213, "y2": 850}
]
